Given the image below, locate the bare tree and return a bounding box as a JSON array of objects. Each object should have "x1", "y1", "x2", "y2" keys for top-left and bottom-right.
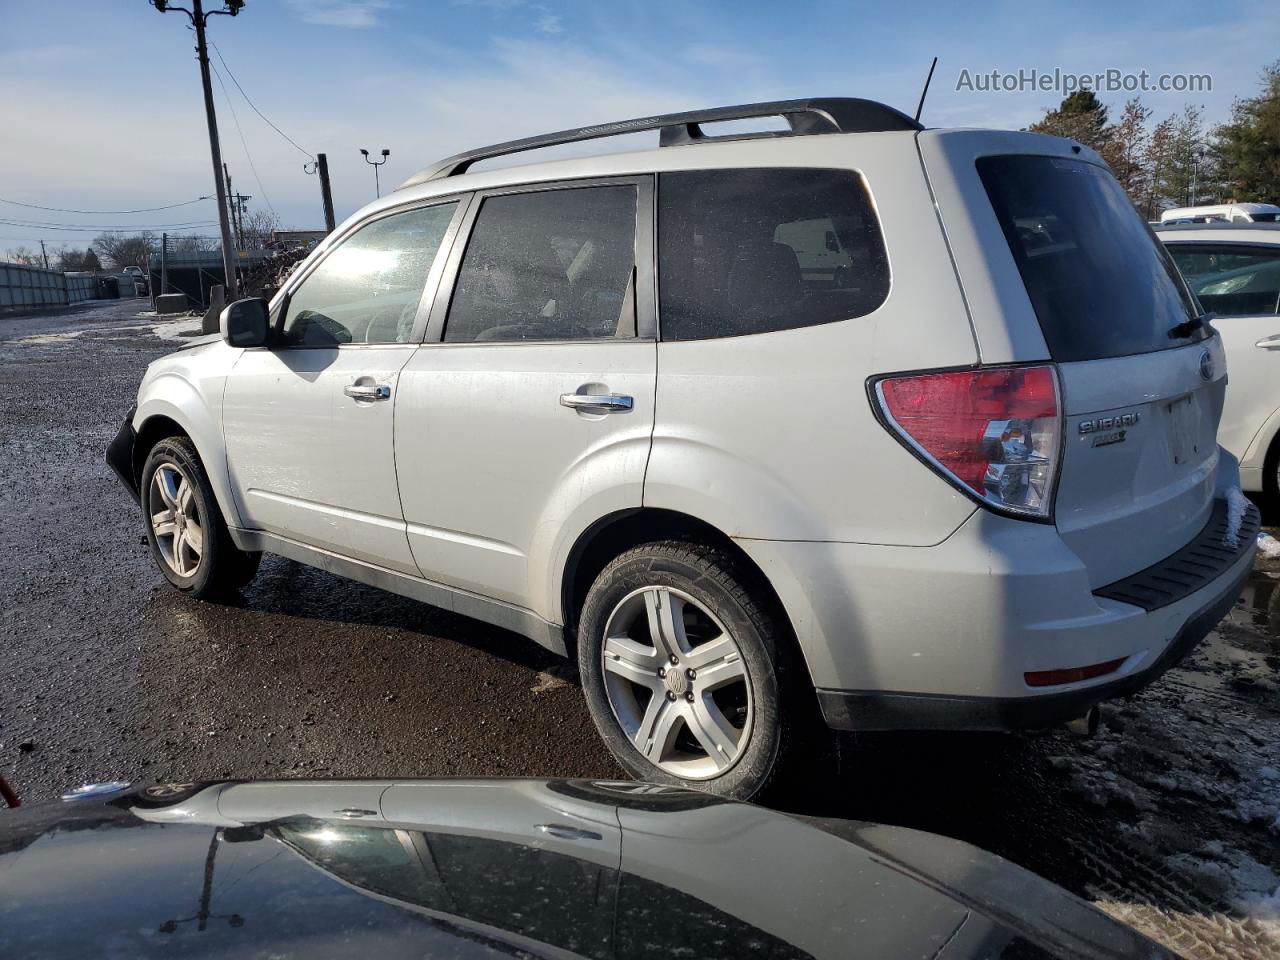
[
  {"x1": 240, "y1": 209, "x2": 281, "y2": 249},
  {"x1": 92, "y1": 231, "x2": 157, "y2": 270},
  {"x1": 1109, "y1": 97, "x2": 1153, "y2": 207},
  {"x1": 170, "y1": 235, "x2": 218, "y2": 255},
  {"x1": 2, "y1": 245, "x2": 44, "y2": 266}
]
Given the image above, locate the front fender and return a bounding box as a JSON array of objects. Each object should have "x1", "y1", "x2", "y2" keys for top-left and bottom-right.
[{"x1": 134, "y1": 371, "x2": 241, "y2": 529}]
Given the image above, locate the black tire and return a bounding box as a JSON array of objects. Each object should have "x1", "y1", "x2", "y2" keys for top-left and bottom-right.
[
  {"x1": 577, "y1": 541, "x2": 818, "y2": 801},
  {"x1": 140, "y1": 436, "x2": 261, "y2": 600}
]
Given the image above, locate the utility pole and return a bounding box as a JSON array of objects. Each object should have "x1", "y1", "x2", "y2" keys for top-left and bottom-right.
[
  {"x1": 39, "y1": 240, "x2": 49, "y2": 270},
  {"x1": 151, "y1": 0, "x2": 243, "y2": 300},
  {"x1": 223, "y1": 163, "x2": 240, "y2": 248},
  {"x1": 316, "y1": 153, "x2": 336, "y2": 233},
  {"x1": 222, "y1": 165, "x2": 252, "y2": 252}
]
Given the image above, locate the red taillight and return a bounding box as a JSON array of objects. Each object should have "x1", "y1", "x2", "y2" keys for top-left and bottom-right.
[
  {"x1": 1025, "y1": 657, "x2": 1126, "y2": 687},
  {"x1": 876, "y1": 366, "x2": 1061, "y2": 518}
]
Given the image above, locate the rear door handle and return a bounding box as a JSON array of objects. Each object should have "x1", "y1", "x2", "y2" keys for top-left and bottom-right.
[
  {"x1": 344, "y1": 383, "x2": 391, "y2": 401},
  {"x1": 1255, "y1": 334, "x2": 1280, "y2": 349},
  {"x1": 560, "y1": 393, "x2": 633, "y2": 412}
]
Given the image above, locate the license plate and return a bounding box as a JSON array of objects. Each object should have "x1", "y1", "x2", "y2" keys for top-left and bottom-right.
[{"x1": 1167, "y1": 393, "x2": 1202, "y2": 466}]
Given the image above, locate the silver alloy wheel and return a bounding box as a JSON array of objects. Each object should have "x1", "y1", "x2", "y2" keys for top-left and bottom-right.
[
  {"x1": 150, "y1": 463, "x2": 204, "y2": 578},
  {"x1": 601, "y1": 586, "x2": 753, "y2": 780}
]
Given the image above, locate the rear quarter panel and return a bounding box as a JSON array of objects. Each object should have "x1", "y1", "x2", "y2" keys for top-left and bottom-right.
[{"x1": 645, "y1": 133, "x2": 979, "y2": 546}]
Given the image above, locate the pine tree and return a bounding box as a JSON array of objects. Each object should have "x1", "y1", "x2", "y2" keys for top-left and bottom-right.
[{"x1": 1212, "y1": 60, "x2": 1280, "y2": 203}]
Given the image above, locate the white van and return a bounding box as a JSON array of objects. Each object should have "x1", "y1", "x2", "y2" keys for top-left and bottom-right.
[{"x1": 1160, "y1": 203, "x2": 1280, "y2": 225}]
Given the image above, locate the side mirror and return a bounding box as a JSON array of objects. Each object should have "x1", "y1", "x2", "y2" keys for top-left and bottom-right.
[{"x1": 220, "y1": 297, "x2": 271, "y2": 348}]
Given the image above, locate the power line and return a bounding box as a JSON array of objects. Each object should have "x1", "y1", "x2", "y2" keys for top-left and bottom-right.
[
  {"x1": 210, "y1": 41, "x2": 313, "y2": 160},
  {"x1": 0, "y1": 215, "x2": 220, "y2": 229},
  {"x1": 0, "y1": 196, "x2": 213, "y2": 215},
  {"x1": 0, "y1": 219, "x2": 218, "y2": 233},
  {"x1": 210, "y1": 61, "x2": 276, "y2": 217}
]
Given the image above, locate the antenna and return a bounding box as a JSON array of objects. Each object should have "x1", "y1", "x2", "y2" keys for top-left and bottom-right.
[{"x1": 914, "y1": 57, "x2": 938, "y2": 124}]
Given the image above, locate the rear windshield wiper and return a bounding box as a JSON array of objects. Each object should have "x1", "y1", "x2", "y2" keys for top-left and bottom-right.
[{"x1": 1168, "y1": 313, "x2": 1213, "y2": 340}]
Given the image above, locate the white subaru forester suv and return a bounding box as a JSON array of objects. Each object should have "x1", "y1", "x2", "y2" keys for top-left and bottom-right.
[{"x1": 108, "y1": 98, "x2": 1259, "y2": 799}]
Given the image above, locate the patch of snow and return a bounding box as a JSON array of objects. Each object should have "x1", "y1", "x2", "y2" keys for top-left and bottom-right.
[
  {"x1": 1257, "y1": 532, "x2": 1280, "y2": 559},
  {"x1": 1223, "y1": 485, "x2": 1249, "y2": 547}
]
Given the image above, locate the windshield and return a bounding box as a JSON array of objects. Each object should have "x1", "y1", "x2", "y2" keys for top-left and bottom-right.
[
  {"x1": 1248, "y1": 212, "x2": 1280, "y2": 222},
  {"x1": 979, "y1": 155, "x2": 1202, "y2": 362}
]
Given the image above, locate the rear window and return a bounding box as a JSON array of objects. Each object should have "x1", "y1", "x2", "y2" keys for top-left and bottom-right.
[
  {"x1": 658, "y1": 168, "x2": 889, "y2": 340},
  {"x1": 978, "y1": 155, "x2": 1201, "y2": 362}
]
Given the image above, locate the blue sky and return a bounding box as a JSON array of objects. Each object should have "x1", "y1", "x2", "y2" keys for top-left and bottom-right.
[{"x1": 1, "y1": 0, "x2": 1277, "y2": 253}]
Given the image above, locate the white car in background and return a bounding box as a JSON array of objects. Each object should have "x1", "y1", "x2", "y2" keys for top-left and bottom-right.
[
  {"x1": 1160, "y1": 203, "x2": 1280, "y2": 225},
  {"x1": 1158, "y1": 223, "x2": 1280, "y2": 494}
]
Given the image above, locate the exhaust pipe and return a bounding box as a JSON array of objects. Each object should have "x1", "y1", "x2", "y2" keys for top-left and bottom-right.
[{"x1": 1065, "y1": 704, "x2": 1100, "y2": 737}]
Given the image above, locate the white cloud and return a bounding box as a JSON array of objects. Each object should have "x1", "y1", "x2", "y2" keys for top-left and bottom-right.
[
  {"x1": 534, "y1": 12, "x2": 563, "y2": 33},
  {"x1": 283, "y1": 0, "x2": 392, "y2": 28},
  {"x1": 451, "y1": 0, "x2": 526, "y2": 8},
  {"x1": 682, "y1": 43, "x2": 764, "y2": 69}
]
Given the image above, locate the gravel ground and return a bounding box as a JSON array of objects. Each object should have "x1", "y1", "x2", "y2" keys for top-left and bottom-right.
[{"x1": 1, "y1": 299, "x2": 1278, "y2": 958}]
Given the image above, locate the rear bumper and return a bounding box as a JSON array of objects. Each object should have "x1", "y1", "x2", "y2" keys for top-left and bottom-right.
[
  {"x1": 105, "y1": 407, "x2": 139, "y2": 503},
  {"x1": 815, "y1": 546, "x2": 1252, "y2": 731},
  {"x1": 735, "y1": 490, "x2": 1259, "y2": 732}
]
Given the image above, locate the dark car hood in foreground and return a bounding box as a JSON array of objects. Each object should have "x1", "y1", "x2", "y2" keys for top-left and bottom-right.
[{"x1": 0, "y1": 778, "x2": 1165, "y2": 960}]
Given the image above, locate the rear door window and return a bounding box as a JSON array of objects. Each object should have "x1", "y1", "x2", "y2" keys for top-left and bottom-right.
[
  {"x1": 1164, "y1": 243, "x2": 1280, "y2": 316},
  {"x1": 444, "y1": 185, "x2": 638, "y2": 343},
  {"x1": 978, "y1": 155, "x2": 1203, "y2": 362},
  {"x1": 657, "y1": 168, "x2": 889, "y2": 340}
]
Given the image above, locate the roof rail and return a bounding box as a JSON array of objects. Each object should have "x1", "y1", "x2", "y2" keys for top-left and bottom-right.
[{"x1": 397, "y1": 97, "x2": 922, "y2": 190}]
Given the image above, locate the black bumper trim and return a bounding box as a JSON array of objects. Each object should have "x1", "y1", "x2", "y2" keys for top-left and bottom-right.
[
  {"x1": 1093, "y1": 497, "x2": 1261, "y2": 611},
  {"x1": 105, "y1": 407, "x2": 139, "y2": 503},
  {"x1": 817, "y1": 550, "x2": 1254, "y2": 732}
]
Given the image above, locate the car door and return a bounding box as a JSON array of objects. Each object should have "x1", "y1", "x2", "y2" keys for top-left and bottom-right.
[
  {"x1": 1163, "y1": 240, "x2": 1280, "y2": 473},
  {"x1": 395, "y1": 178, "x2": 656, "y2": 617},
  {"x1": 223, "y1": 198, "x2": 467, "y2": 574}
]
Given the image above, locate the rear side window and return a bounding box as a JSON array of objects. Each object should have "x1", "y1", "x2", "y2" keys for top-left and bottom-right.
[
  {"x1": 978, "y1": 156, "x2": 1201, "y2": 362},
  {"x1": 445, "y1": 185, "x2": 637, "y2": 343},
  {"x1": 658, "y1": 168, "x2": 889, "y2": 341},
  {"x1": 1165, "y1": 243, "x2": 1280, "y2": 316}
]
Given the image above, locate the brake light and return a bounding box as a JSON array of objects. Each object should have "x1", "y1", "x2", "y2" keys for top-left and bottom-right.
[{"x1": 876, "y1": 365, "x2": 1061, "y2": 518}]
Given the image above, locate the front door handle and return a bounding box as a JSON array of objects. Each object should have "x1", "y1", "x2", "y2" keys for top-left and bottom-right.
[
  {"x1": 344, "y1": 383, "x2": 391, "y2": 401},
  {"x1": 535, "y1": 823, "x2": 604, "y2": 841},
  {"x1": 1255, "y1": 334, "x2": 1280, "y2": 349},
  {"x1": 560, "y1": 393, "x2": 633, "y2": 412},
  {"x1": 333, "y1": 808, "x2": 378, "y2": 819}
]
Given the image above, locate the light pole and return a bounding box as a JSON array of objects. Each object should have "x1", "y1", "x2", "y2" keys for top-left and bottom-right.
[
  {"x1": 150, "y1": 0, "x2": 243, "y2": 300},
  {"x1": 361, "y1": 148, "x2": 390, "y2": 198},
  {"x1": 1190, "y1": 145, "x2": 1208, "y2": 207}
]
